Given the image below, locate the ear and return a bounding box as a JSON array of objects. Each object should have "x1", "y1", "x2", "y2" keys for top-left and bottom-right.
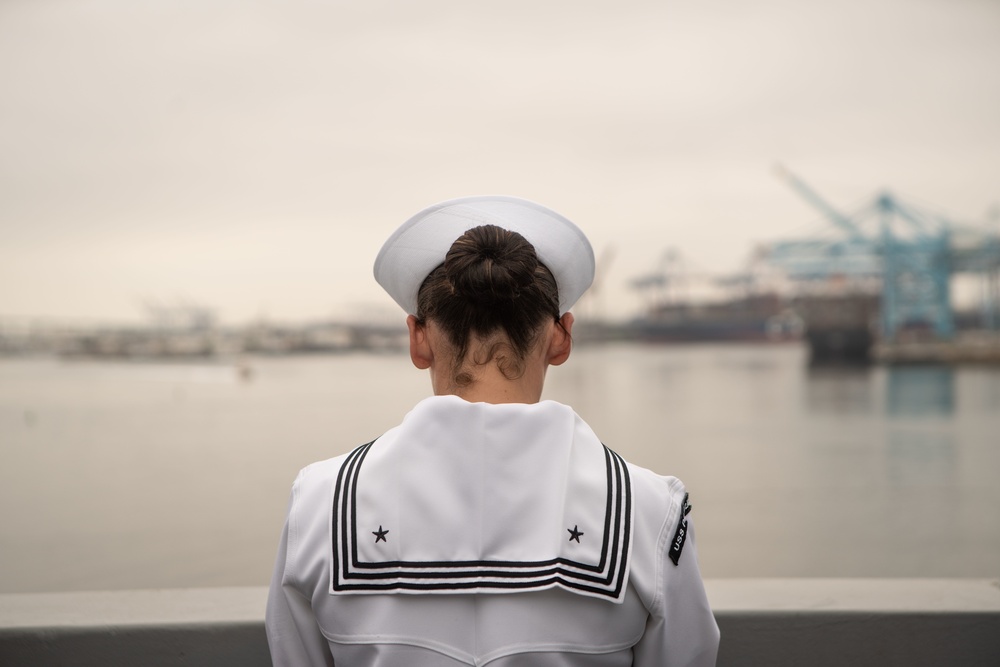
[
  {"x1": 407, "y1": 315, "x2": 433, "y2": 370},
  {"x1": 546, "y1": 312, "x2": 574, "y2": 367}
]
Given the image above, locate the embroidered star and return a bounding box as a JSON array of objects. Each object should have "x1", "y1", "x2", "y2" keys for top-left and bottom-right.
[
  {"x1": 372, "y1": 525, "x2": 389, "y2": 543},
  {"x1": 567, "y1": 525, "x2": 584, "y2": 543}
]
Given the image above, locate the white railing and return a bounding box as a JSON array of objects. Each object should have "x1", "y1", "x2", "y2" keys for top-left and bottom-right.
[{"x1": 1, "y1": 580, "x2": 998, "y2": 666}]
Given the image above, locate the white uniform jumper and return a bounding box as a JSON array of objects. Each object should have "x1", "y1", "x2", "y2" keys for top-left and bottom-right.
[{"x1": 266, "y1": 396, "x2": 720, "y2": 666}]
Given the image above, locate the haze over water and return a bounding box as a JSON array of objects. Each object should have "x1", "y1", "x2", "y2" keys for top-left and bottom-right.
[{"x1": 2, "y1": 344, "x2": 998, "y2": 594}]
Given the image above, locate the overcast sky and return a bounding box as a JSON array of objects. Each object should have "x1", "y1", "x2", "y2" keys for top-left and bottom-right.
[{"x1": 1, "y1": 0, "x2": 998, "y2": 324}]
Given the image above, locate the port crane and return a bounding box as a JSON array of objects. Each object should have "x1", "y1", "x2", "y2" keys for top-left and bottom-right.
[{"x1": 764, "y1": 166, "x2": 1000, "y2": 342}]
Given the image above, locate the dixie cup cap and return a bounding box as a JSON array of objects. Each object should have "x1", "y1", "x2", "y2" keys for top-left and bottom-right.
[{"x1": 374, "y1": 195, "x2": 595, "y2": 316}]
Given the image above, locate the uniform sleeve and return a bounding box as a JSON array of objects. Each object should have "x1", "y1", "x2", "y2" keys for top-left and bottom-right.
[
  {"x1": 265, "y1": 485, "x2": 336, "y2": 667},
  {"x1": 632, "y1": 504, "x2": 720, "y2": 667}
]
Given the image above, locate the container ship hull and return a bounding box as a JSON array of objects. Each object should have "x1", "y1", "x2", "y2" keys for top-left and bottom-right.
[
  {"x1": 792, "y1": 293, "x2": 880, "y2": 364},
  {"x1": 626, "y1": 294, "x2": 801, "y2": 343}
]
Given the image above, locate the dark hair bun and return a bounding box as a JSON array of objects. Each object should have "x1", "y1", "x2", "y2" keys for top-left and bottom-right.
[{"x1": 444, "y1": 225, "x2": 539, "y2": 304}]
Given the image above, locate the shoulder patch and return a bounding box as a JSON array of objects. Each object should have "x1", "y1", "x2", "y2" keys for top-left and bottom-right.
[{"x1": 668, "y1": 492, "x2": 690, "y2": 566}]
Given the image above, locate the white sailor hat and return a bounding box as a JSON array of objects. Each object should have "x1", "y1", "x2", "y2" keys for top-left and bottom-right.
[{"x1": 374, "y1": 195, "x2": 595, "y2": 316}]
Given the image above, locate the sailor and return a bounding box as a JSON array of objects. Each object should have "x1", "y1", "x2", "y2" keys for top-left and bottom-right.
[{"x1": 266, "y1": 196, "x2": 720, "y2": 666}]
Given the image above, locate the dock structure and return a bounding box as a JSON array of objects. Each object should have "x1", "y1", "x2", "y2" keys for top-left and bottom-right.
[
  {"x1": 874, "y1": 332, "x2": 1000, "y2": 364},
  {"x1": 0, "y1": 317, "x2": 410, "y2": 360}
]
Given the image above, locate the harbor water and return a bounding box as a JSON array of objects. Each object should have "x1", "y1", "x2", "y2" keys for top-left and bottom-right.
[{"x1": 1, "y1": 342, "x2": 999, "y2": 594}]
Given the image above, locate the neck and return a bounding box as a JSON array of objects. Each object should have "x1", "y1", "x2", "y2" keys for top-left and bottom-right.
[
  {"x1": 409, "y1": 315, "x2": 573, "y2": 405},
  {"x1": 431, "y1": 337, "x2": 549, "y2": 404},
  {"x1": 442, "y1": 363, "x2": 546, "y2": 404}
]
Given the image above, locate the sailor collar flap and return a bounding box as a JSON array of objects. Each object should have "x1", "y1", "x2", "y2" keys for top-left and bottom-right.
[{"x1": 330, "y1": 397, "x2": 634, "y2": 602}]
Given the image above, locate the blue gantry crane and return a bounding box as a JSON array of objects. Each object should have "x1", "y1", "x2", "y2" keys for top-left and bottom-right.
[{"x1": 765, "y1": 166, "x2": 1000, "y2": 344}]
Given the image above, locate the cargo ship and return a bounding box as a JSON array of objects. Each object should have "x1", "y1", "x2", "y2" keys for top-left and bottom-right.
[
  {"x1": 791, "y1": 292, "x2": 880, "y2": 364},
  {"x1": 625, "y1": 293, "x2": 803, "y2": 343}
]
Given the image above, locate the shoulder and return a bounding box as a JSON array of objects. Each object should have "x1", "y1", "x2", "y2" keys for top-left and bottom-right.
[
  {"x1": 622, "y1": 461, "x2": 694, "y2": 604},
  {"x1": 280, "y1": 443, "x2": 376, "y2": 591},
  {"x1": 625, "y1": 461, "x2": 689, "y2": 530},
  {"x1": 289, "y1": 442, "x2": 374, "y2": 509}
]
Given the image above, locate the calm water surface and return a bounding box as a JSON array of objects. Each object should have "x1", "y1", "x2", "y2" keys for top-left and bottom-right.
[{"x1": 1, "y1": 342, "x2": 998, "y2": 593}]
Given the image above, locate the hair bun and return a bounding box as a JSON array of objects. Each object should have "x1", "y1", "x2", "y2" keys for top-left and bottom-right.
[{"x1": 444, "y1": 225, "x2": 539, "y2": 304}]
